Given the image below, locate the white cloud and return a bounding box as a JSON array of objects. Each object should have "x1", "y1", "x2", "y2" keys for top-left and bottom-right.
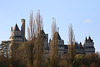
[{"x1": 83, "y1": 19, "x2": 91, "y2": 23}]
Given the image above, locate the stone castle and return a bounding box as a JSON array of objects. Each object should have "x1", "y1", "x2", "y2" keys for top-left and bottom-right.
[
  {"x1": 8, "y1": 18, "x2": 95, "y2": 56},
  {"x1": 9, "y1": 19, "x2": 26, "y2": 42}
]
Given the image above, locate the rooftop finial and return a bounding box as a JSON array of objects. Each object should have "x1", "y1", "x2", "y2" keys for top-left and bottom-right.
[
  {"x1": 57, "y1": 27, "x2": 59, "y2": 33},
  {"x1": 11, "y1": 27, "x2": 13, "y2": 31}
]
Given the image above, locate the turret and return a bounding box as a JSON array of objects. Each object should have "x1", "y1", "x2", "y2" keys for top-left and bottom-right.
[
  {"x1": 11, "y1": 27, "x2": 13, "y2": 31},
  {"x1": 14, "y1": 24, "x2": 20, "y2": 31},
  {"x1": 84, "y1": 36, "x2": 95, "y2": 54},
  {"x1": 88, "y1": 36, "x2": 93, "y2": 42},
  {"x1": 21, "y1": 19, "x2": 25, "y2": 42},
  {"x1": 84, "y1": 37, "x2": 87, "y2": 43}
]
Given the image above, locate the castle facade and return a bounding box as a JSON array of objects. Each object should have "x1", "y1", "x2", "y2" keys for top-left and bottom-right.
[
  {"x1": 9, "y1": 19, "x2": 95, "y2": 56},
  {"x1": 0, "y1": 19, "x2": 95, "y2": 58}
]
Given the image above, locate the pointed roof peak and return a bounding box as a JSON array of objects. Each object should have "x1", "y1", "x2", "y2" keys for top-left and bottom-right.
[
  {"x1": 88, "y1": 36, "x2": 93, "y2": 42},
  {"x1": 79, "y1": 42, "x2": 82, "y2": 45},
  {"x1": 58, "y1": 32, "x2": 61, "y2": 40},
  {"x1": 88, "y1": 36, "x2": 91, "y2": 40},
  {"x1": 49, "y1": 38, "x2": 51, "y2": 42},
  {"x1": 14, "y1": 24, "x2": 20, "y2": 31},
  {"x1": 84, "y1": 37, "x2": 87, "y2": 43},
  {"x1": 85, "y1": 36, "x2": 87, "y2": 39}
]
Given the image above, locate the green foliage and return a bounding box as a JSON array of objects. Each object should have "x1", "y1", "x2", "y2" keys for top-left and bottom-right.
[
  {"x1": 74, "y1": 54, "x2": 84, "y2": 67},
  {"x1": 75, "y1": 54, "x2": 84, "y2": 60},
  {"x1": 73, "y1": 53, "x2": 100, "y2": 67}
]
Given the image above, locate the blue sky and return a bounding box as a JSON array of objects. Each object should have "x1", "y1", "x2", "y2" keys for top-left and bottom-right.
[{"x1": 0, "y1": 0, "x2": 100, "y2": 52}]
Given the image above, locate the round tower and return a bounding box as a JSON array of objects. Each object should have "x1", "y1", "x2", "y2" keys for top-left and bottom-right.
[{"x1": 21, "y1": 19, "x2": 25, "y2": 42}]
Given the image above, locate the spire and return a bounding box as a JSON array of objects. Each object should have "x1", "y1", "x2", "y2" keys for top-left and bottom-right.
[
  {"x1": 58, "y1": 32, "x2": 61, "y2": 40},
  {"x1": 14, "y1": 24, "x2": 20, "y2": 31},
  {"x1": 57, "y1": 27, "x2": 59, "y2": 33},
  {"x1": 49, "y1": 38, "x2": 51, "y2": 42},
  {"x1": 79, "y1": 42, "x2": 83, "y2": 49},
  {"x1": 88, "y1": 36, "x2": 91, "y2": 40},
  {"x1": 11, "y1": 27, "x2": 13, "y2": 31},
  {"x1": 56, "y1": 27, "x2": 61, "y2": 40},
  {"x1": 88, "y1": 36, "x2": 93, "y2": 42},
  {"x1": 84, "y1": 37, "x2": 87, "y2": 43},
  {"x1": 79, "y1": 42, "x2": 82, "y2": 45},
  {"x1": 51, "y1": 17, "x2": 57, "y2": 39}
]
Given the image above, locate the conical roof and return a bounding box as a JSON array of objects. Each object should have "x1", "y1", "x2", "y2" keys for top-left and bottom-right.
[
  {"x1": 88, "y1": 36, "x2": 91, "y2": 40},
  {"x1": 14, "y1": 24, "x2": 20, "y2": 31},
  {"x1": 88, "y1": 36, "x2": 93, "y2": 42},
  {"x1": 84, "y1": 37, "x2": 87, "y2": 43}
]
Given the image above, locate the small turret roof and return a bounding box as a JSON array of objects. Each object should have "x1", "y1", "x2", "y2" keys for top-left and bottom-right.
[
  {"x1": 84, "y1": 37, "x2": 87, "y2": 43},
  {"x1": 88, "y1": 36, "x2": 93, "y2": 42},
  {"x1": 58, "y1": 32, "x2": 61, "y2": 40},
  {"x1": 14, "y1": 24, "x2": 20, "y2": 31},
  {"x1": 88, "y1": 36, "x2": 91, "y2": 40}
]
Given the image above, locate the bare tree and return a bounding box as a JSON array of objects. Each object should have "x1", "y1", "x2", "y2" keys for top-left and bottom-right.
[
  {"x1": 49, "y1": 18, "x2": 59, "y2": 67},
  {"x1": 49, "y1": 32, "x2": 59, "y2": 67},
  {"x1": 68, "y1": 24, "x2": 75, "y2": 45},
  {"x1": 35, "y1": 10, "x2": 43, "y2": 35},
  {"x1": 27, "y1": 10, "x2": 35, "y2": 40},
  {"x1": 51, "y1": 18, "x2": 57, "y2": 40},
  {"x1": 67, "y1": 24, "x2": 76, "y2": 67},
  {"x1": 28, "y1": 10, "x2": 44, "y2": 67},
  {"x1": 27, "y1": 10, "x2": 35, "y2": 67}
]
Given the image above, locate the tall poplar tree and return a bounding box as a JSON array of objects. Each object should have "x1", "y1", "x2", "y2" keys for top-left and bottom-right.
[
  {"x1": 67, "y1": 24, "x2": 76, "y2": 67},
  {"x1": 49, "y1": 18, "x2": 59, "y2": 67}
]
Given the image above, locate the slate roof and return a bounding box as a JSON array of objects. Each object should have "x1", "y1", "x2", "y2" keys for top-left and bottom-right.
[
  {"x1": 14, "y1": 24, "x2": 20, "y2": 31},
  {"x1": 84, "y1": 37, "x2": 87, "y2": 43},
  {"x1": 74, "y1": 42, "x2": 84, "y2": 49},
  {"x1": 58, "y1": 33, "x2": 61, "y2": 40},
  {"x1": 88, "y1": 36, "x2": 93, "y2": 42}
]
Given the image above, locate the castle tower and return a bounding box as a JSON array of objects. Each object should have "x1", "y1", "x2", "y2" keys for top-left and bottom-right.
[
  {"x1": 9, "y1": 24, "x2": 22, "y2": 42},
  {"x1": 9, "y1": 19, "x2": 26, "y2": 58},
  {"x1": 21, "y1": 19, "x2": 25, "y2": 42},
  {"x1": 84, "y1": 36, "x2": 95, "y2": 54}
]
